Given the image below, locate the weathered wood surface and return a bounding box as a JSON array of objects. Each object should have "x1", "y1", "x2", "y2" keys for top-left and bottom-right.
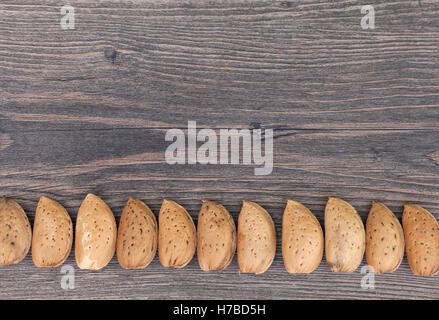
[{"x1": 0, "y1": 0, "x2": 438, "y2": 299}]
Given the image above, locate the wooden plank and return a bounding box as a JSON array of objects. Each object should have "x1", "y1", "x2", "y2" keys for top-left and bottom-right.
[{"x1": 0, "y1": 0, "x2": 438, "y2": 299}]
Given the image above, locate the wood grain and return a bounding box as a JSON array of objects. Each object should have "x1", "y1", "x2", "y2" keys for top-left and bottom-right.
[{"x1": 0, "y1": 0, "x2": 438, "y2": 299}]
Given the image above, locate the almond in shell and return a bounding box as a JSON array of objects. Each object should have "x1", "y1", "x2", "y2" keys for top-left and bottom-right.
[
  {"x1": 158, "y1": 200, "x2": 196, "y2": 268},
  {"x1": 32, "y1": 196, "x2": 73, "y2": 267},
  {"x1": 0, "y1": 197, "x2": 32, "y2": 266},
  {"x1": 282, "y1": 200, "x2": 323, "y2": 274},
  {"x1": 403, "y1": 204, "x2": 439, "y2": 276},
  {"x1": 75, "y1": 194, "x2": 117, "y2": 270},
  {"x1": 325, "y1": 197, "x2": 365, "y2": 272},
  {"x1": 117, "y1": 197, "x2": 157, "y2": 269},
  {"x1": 365, "y1": 201, "x2": 404, "y2": 274},
  {"x1": 197, "y1": 200, "x2": 236, "y2": 271},
  {"x1": 237, "y1": 201, "x2": 276, "y2": 274}
]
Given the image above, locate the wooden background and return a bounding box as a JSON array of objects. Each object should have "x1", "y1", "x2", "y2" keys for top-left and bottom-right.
[{"x1": 0, "y1": 0, "x2": 438, "y2": 299}]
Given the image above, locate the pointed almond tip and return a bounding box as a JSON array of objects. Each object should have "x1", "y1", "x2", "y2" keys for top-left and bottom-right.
[
  {"x1": 403, "y1": 203, "x2": 423, "y2": 213},
  {"x1": 85, "y1": 193, "x2": 97, "y2": 200},
  {"x1": 286, "y1": 199, "x2": 299, "y2": 208},
  {"x1": 38, "y1": 195, "x2": 51, "y2": 206},
  {"x1": 83, "y1": 194, "x2": 107, "y2": 207},
  {"x1": 201, "y1": 199, "x2": 218, "y2": 206},
  {"x1": 242, "y1": 200, "x2": 258, "y2": 208},
  {"x1": 241, "y1": 200, "x2": 253, "y2": 210},
  {"x1": 1, "y1": 197, "x2": 16, "y2": 206},
  {"x1": 127, "y1": 197, "x2": 142, "y2": 207},
  {"x1": 201, "y1": 199, "x2": 215, "y2": 206},
  {"x1": 327, "y1": 196, "x2": 338, "y2": 204},
  {"x1": 328, "y1": 196, "x2": 348, "y2": 204},
  {"x1": 162, "y1": 199, "x2": 180, "y2": 208}
]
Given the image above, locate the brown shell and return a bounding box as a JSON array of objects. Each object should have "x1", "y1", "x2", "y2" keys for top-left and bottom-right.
[
  {"x1": 403, "y1": 204, "x2": 439, "y2": 276},
  {"x1": 325, "y1": 197, "x2": 365, "y2": 272},
  {"x1": 237, "y1": 201, "x2": 276, "y2": 274},
  {"x1": 75, "y1": 194, "x2": 117, "y2": 270},
  {"x1": 117, "y1": 197, "x2": 157, "y2": 269},
  {"x1": 32, "y1": 196, "x2": 73, "y2": 267},
  {"x1": 0, "y1": 197, "x2": 32, "y2": 266},
  {"x1": 197, "y1": 200, "x2": 236, "y2": 271},
  {"x1": 282, "y1": 200, "x2": 323, "y2": 274},
  {"x1": 365, "y1": 201, "x2": 404, "y2": 274},
  {"x1": 158, "y1": 199, "x2": 196, "y2": 268}
]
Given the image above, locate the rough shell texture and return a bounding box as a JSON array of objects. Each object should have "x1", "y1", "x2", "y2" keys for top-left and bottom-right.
[
  {"x1": 237, "y1": 201, "x2": 276, "y2": 274},
  {"x1": 117, "y1": 197, "x2": 157, "y2": 269},
  {"x1": 158, "y1": 200, "x2": 196, "y2": 268},
  {"x1": 197, "y1": 200, "x2": 236, "y2": 271},
  {"x1": 282, "y1": 200, "x2": 323, "y2": 274},
  {"x1": 0, "y1": 197, "x2": 32, "y2": 266},
  {"x1": 325, "y1": 197, "x2": 365, "y2": 272},
  {"x1": 75, "y1": 194, "x2": 117, "y2": 270},
  {"x1": 403, "y1": 204, "x2": 439, "y2": 276},
  {"x1": 32, "y1": 196, "x2": 73, "y2": 267},
  {"x1": 365, "y1": 201, "x2": 404, "y2": 274}
]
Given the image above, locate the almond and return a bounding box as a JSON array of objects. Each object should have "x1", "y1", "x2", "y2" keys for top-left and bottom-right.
[
  {"x1": 282, "y1": 200, "x2": 323, "y2": 274},
  {"x1": 325, "y1": 197, "x2": 365, "y2": 272},
  {"x1": 237, "y1": 201, "x2": 276, "y2": 274},
  {"x1": 365, "y1": 201, "x2": 404, "y2": 274},
  {"x1": 158, "y1": 200, "x2": 196, "y2": 268},
  {"x1": 117, "y1": 197, "x2": 157, "y2": 269},
  {"x1": 197, "y1": 200, "x2": 236, "y2": 271},
  {"x1": 75, "y1": 194, "x2": 117, "y2": 270},
  {"x1": 32, "y1": 196, "x2": 73, "y2": 267},
  {"x1": 0, "y1": 197, "x2": 32, "y2": 266},
  {"x1": 403, "y1": 204, "x2": 439, "y2": 276}
]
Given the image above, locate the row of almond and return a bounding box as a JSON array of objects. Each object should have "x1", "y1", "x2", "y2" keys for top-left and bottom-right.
[{"x1": 0, "y1": 195, "x2": 438, "y2": 276}]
